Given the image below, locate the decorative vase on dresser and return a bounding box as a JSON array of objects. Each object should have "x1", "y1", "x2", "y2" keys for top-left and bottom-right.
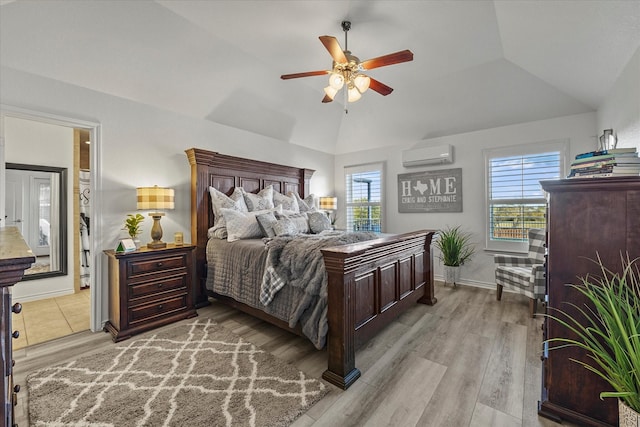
[
  {"x1": 104, "y1": 243, "x2": 198, "y2": 342},
  {"x1": 539, "y1": 176, "x2": 640, "y2": 427},
  {"x1": 0, "y1": 227, "x2": 36, "y2": 427}
]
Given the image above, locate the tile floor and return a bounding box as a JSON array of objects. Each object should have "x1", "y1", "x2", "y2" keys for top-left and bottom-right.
[{"x1": 11, "y1": 289, "x2": 90, "y2": 350}]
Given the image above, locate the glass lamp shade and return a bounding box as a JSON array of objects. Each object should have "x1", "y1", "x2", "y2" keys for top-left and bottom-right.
[
  {"x1": 347, "y1": 85, "x2": 362, "y2": 103},
  {"x1": 328, "y1": 72, "x2": 345, "y2": 90},
  {"x1": 323, "y1": 86, "x2": 338, "y2": 100},
  {"x1": 353, "y1": 74, "x2": 370, "y2": 93}
]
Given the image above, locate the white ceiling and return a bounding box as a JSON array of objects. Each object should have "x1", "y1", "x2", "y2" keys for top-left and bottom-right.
[{"x1": 1, "y1": 1, "x2": 638, "y2": 154}]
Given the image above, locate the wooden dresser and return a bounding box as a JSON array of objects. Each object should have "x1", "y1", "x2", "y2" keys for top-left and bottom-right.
[
  {"x1": 104, "y1": 244, "x2": 197, "y2": 342},
  {"x1": 0, "y1": 227, "x2": 36, "y2": 427},
  {"x1": 539, "y1": 177, "x2": 640, "y2": 426}
]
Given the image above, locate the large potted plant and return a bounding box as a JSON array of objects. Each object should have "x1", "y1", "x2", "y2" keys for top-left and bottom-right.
[
  {"x1": 434, "y1": 225, "x2": 475, "y2": 286},
  {"x1": 546, "y1": 254, "x2": 640, "y2": 426}
]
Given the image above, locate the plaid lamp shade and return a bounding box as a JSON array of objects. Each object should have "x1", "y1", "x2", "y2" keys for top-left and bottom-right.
[
  {"x1": 319, "y1": 197, "x2": 337, "y2": 210},
  {"x1": 137, "y1": 186, "x2": 175, "y2": 210}
]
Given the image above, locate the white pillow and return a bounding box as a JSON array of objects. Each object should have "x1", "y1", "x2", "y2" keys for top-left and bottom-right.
[
  {"x1": 222, "y1": 206, "x2": 282, "y2": 242},
  {"x1": 290, "y1": 192, "x2": 317, "y2": 213},
  {"x1": 273, "y1": 190, "x2": 299, "y2": 213},
  {"x1": 242, "y1": 186, "x2": 275, "y2": 211}
]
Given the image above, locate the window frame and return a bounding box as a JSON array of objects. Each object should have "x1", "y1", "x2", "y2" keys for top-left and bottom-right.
[
  {"x1": 484, "y1": 140, "x2": 569, "y2": 253},
  {"x1": 344, "y1": 162, "x2": 385, "y2": 233}
]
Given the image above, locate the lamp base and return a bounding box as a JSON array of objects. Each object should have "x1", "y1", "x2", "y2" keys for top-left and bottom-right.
[
  {"x1": 147, "y1": 212, "x2": 166, "y2": 249},
  {"x1": 147, "y1": 241, "x2": 167, "y2": 249}
]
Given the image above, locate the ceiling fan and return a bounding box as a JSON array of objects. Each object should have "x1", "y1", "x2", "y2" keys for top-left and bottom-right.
[{"x1": 280, "y1": 20, "x2": 414, "y2": 106}]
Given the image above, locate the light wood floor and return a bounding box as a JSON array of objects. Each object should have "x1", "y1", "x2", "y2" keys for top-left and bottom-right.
[{"x1": 13, "y1": 283, "x2": 573, "y2": 426}]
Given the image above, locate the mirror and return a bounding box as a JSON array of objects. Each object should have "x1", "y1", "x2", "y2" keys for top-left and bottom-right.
[{"x1": 5, "y1": 163, "x2": 68, "y2": 279}]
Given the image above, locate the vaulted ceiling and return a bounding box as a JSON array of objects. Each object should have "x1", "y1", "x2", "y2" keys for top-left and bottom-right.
[{"x1": 1, "y1": 1, "x2": 638, "y2": 154}]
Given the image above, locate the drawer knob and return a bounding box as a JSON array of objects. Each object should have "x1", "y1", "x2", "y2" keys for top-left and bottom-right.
[
  {"x1": 158, "y1": 283, "x2": 164, "y2": 288},
  {"x1": 157, "y1": 262, "x2": 164, "y2": 267},
  {"x1": 12, "y1": 330, "x2": 19, "y2": 339},
  {"x1": 12, "y1": 303, "x2": 22, "y2": 314},
  {"x1": 158, "y1": 304, "x2": 164, "y2": 310},
  {"x1": 14, "y1": 384, "x2": 20, "y2": 393}
]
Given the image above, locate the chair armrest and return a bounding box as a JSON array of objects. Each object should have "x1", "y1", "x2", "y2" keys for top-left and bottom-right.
[{"x1": 494, "y1": 254, "x2": 534, "y2": 267}]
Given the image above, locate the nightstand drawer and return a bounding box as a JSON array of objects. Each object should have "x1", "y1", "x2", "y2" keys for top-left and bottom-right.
[
  {"x1": 127, "y1": 253, "x2": 188, "y2": 277},
  {"x1": 129, "y1": 295, "x2": 187, "y2": 324},
  {"x1": 128, "y1": 275, "x2": 187, "y2": 300}
]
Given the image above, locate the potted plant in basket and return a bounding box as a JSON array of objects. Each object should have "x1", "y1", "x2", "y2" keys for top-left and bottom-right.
[
  {"x1": 434, "y1": 225, "x2": 475, "y2": 286},
  {"x1": 546, "y1": 254, "x2": 640, "y2": 426},
  {"x1": 123, "y1": 213, "x2": 144, "y2": 248}
]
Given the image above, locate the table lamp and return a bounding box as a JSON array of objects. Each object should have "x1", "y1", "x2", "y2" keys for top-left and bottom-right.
[
  {"x1": 137, "y1": 185, "x2": 174, "y2": 249},
  {"x1": 319, "y1": 196, "x2": 337, "y2": 221}
]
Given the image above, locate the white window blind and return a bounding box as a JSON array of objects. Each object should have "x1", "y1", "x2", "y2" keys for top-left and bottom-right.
[
  {"x1": 344, "y1": 163, "x2": 384, "y2": 232},
  {"x1": 485, "y1": 141, "x2": 567, "y2": 251}
]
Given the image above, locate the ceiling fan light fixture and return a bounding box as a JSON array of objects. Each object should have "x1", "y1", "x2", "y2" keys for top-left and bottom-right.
[
  {"x1": 323, "y1": 86, "x2": 338, "y2": 100},
  {"x1": 353, "y1": 74, "x2": 370, "y2": 93},
  {"x1": 328, "y1": 72, "x2": 345, "y2": 90},
  {"x1": 347, "y1": 85, "x2": 362, "y2": 103}
]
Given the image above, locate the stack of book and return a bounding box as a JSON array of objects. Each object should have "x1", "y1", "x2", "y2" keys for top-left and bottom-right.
[{"x1": 567, "y1": 147, "x2": 640, "y2": 178}]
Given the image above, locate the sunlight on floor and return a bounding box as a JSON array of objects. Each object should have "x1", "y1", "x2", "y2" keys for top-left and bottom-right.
[{"x1": 11, "y1": 289, "x2": 90, "y2": 350}]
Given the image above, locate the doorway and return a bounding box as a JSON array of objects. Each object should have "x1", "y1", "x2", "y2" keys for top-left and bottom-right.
[{"x1": 0, "y1": 106, "x2": 103, "y2": 340}]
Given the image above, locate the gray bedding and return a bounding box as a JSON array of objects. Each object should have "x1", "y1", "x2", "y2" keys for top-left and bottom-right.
[{"x1": 206, "y1": 231, "x2": 379, "y2": 349}]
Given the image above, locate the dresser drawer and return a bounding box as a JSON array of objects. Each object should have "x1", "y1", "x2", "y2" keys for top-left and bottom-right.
[
  {"x1": 128, "y1": 274, "x2": 187, "y2": 300},
  {"x1": 126, "y1": 253, "x2": 188, "y2": 277},
  {"x1": 129, "y1": 295, "x2": 187, "y2": 324}
]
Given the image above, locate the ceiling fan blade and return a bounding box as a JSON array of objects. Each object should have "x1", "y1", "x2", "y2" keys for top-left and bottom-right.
[
  {"x1": 319, "y1": 36, "x2": 348, "y2": 64},
  {"x1": 321, "y1": 94, "x2": 333, "y2": 103},
  {"x1": 360, "y1": 49, "x2": 414, "y2": 70},
  {"x1": 281, "y1": 70, "x2": 329, "y2": 80},
  {"x1": 369, "y1": 78, "x2": 394, "y2": 96}
]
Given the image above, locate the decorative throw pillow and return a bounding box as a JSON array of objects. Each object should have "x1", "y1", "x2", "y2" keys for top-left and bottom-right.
[
  {"x1": 273, "y1": 190, "x2": 299, "y2": 213},
  {"x1": 221, "y1": 208, "x2": 271, "y2": 242},
  {"x1": 273, "y1": 218, "x2": 298, "y2": 237},
  {"x1": 290, "y1": 192, "x2": 317, "y2": 213},
  {"x1": 308, "y1": 211, "x2": 332, "y2": 234},
  {"x1": 255, "y1": 212, "x2": 278, "y2": 238},
  {"x1": 208, "y1": 187, "x2": 248, "y2": 239},
  {"x1": 276, "y1": 212, "x2": 309, "y2": 234},
  {"x1": 242, "y1": 186, "x2": 275, "y2": 211}
]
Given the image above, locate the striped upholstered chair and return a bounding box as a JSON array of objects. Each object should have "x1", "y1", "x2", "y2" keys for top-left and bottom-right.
[{"x1": 494, "y1": 228, "x2": 546, "y2": 317}]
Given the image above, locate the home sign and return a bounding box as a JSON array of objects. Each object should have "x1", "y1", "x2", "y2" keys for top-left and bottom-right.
[{"x1": 397, "y1": 168, "x2": 463, "y2": 213}]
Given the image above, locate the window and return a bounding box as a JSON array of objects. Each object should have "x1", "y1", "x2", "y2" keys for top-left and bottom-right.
[
  {"x1": 485, "y1": 141, "x2": 568, "y2": 252},
  {"x1": 344, "y1": 163, "x2": 384, "y2": 232}
]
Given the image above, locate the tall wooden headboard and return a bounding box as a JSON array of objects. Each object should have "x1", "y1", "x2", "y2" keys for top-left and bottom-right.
[{"x1": 185, "y1": 148, "x2": 315, "y2": 307}]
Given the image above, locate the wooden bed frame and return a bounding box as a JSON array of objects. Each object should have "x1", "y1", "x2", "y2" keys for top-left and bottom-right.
[{"x1": 186, "y1": 148, "x2": 437, "y2": 389}]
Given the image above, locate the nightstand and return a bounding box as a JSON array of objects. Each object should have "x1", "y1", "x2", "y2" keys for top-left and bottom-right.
[{"x1": 103, "y1": 244, "x2": 197, "y2": 342}]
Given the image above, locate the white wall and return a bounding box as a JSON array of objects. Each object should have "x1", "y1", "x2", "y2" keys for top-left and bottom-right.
[
  {"x1": 5, "y1": 117, "x2": 75, "y2": 301},
  {"x1": 1, "y1": 66, "x2": 334, "y2": 325},
  {"x1": 334, "y1": 112, "x2": 597, "y2": 288},
  {"x1": 597, "y1": 46, "x2": 640, "y2": 150}
]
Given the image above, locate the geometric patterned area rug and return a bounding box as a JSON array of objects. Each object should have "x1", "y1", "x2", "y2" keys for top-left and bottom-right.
[{"x1": 27, "y1": 318, "x2": 328, "y2": 426}]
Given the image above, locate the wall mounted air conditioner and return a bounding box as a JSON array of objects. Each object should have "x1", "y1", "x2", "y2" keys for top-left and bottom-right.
[{"x1": 402, "y1": 144, "x2": 453, "y2": 167}]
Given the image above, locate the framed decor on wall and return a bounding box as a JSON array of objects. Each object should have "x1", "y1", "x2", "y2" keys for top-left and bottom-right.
[{"x1": 397, "y1": 168, "x2": 462, "y2": 213}]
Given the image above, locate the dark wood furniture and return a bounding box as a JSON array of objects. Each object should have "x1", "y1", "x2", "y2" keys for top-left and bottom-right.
[
  {"x1": 104, "y1": 244, "x2": 198, "y2": 342},
  {"x1": 0, "y1": 227, "x2": 36, "y2": 427},
  {"x1": 186, "y1": 148, "x2": 437, "y2": 389},
  {"x1": 539, "y1": 176, "x2": 640, "y2": 427}
]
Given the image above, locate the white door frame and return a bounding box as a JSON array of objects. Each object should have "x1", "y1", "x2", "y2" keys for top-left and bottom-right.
[{"x1": 0, "y1": 104, "x2": 103, "y2": 332}]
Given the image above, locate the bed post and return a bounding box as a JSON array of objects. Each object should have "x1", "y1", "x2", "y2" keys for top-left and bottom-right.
[{"x1": 321, "y1": 249, "x2": 365, "y2": 389}]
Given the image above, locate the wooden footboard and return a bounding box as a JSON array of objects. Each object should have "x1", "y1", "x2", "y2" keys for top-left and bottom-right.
[{"x1": 321, "y1": 230, "x2": 436, "y2": 389}]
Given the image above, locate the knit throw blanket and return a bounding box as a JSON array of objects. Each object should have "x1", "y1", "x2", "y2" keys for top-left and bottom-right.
[{"x1": 260, "y1": 231, "x2": 379, "y2": 349}]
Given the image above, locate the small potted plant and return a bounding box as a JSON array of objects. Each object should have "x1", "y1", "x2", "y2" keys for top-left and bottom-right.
[
  {"x1": 546, "y1": 254, "x2": 639, "y2": 426},
  {"x1": 434, "y1": 225, "x2": 475, "y2": 286},
  {"x1": 123, "y1": 213, "x2": 144, "y2": 248}
]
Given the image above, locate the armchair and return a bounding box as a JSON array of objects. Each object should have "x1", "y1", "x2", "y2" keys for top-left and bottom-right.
[{"x1": 494, "y1": 228, "x2": 546, "y2": 317}]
